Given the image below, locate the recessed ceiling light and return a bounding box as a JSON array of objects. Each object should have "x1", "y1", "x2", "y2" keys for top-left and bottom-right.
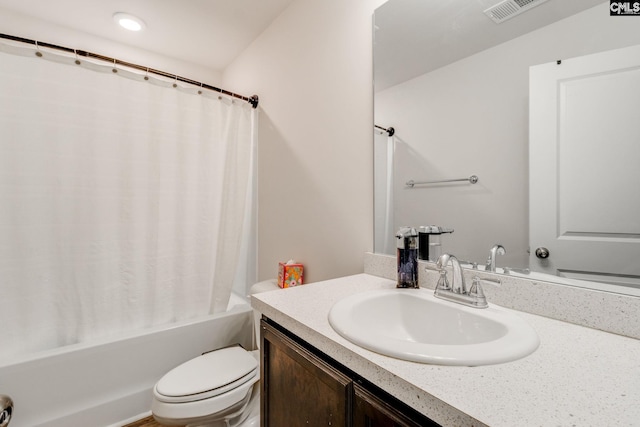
[{"x1": 113, "y1": 12, "x2": 146, "y2": 32}]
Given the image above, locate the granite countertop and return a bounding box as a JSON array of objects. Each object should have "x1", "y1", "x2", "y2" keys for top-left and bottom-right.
[{"x1": 251, "y1": 273, "x2": 640, "y2": 427}]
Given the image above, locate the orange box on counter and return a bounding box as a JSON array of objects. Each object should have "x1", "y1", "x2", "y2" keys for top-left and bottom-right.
[{"x1": 278, "y1": 262, "x2": 304, "y2": 288}]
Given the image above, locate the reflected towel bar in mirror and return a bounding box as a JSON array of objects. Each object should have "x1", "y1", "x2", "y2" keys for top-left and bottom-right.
[{"x1": 406, "y1": 175, "x2": 479, "y2": 188}]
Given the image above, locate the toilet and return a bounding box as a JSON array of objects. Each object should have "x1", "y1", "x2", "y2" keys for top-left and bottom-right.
[{"x1": 151, "y1": 280, "x2": 278, "y2": 427}]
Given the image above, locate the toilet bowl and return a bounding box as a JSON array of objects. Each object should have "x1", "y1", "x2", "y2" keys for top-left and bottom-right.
[{"x1": 151, "y1": 280, "x2": 278, "y2": 427}]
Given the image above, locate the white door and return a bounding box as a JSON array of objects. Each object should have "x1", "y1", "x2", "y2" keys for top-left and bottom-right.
[{"x1": 529, "y1": 44, "x2": 640, "y2": 287}]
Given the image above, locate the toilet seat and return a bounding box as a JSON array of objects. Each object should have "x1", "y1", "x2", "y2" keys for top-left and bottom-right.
[
  {"x1": 154, "y1": 346, "x2": 258, "y2": 404},
  {"x1": 155, "y1": 369, "x2": 258, "y2": 404},
  {"x1": 152, "y1": 347, "x2": 260, "y2": 424}
]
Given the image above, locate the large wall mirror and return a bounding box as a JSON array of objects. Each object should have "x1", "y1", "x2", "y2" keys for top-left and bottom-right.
[{"x1": 373, "y1": 0, "x2": 640, "y2": 295}]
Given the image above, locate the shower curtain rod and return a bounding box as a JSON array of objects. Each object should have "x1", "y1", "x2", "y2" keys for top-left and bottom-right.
[
  {"x1": 375, "y1": 124, "x2": 395, "y2": 136},
  {"x1": 0, "y1": 33, "x2": 259, "y2": 109}
]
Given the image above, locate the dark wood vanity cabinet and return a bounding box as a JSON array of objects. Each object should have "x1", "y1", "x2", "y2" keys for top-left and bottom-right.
[
  {"x1": 260, "y1": 318, "x2": 352, "y2": 426},
  {"x1": 353, "y1": 382, "x2": 431, "y2": 427},
  {"x1": 261, "y1": 318, "x2": 440, "y2": 427}
]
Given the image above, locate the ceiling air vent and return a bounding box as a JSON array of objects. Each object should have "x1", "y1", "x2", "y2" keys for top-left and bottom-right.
[{"x1": 484, "y1": 0, "x2": 551, "y2": 24}]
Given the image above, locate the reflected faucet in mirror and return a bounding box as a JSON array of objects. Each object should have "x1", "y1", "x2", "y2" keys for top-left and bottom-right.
[{"x1": 485, "y1": 244, "x2": 506, "y2": 273}]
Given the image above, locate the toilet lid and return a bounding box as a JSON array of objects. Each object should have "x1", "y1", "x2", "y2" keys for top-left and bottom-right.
[{"x1": 155, "y1": 346, "x2": 258, "y2": 402}]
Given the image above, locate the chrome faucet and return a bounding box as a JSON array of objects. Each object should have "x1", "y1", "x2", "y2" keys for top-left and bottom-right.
[
  {"x1": 485, "y1": 244, "x2": 506, "y2": 272},
  {"x1": 436, "y1": 254, "x2": 465, "y2": 294},
  {"x1": 435, "y1": 253, "x2": 500, "y2": 308}
]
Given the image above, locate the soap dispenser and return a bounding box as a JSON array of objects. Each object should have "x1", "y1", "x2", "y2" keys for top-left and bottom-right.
[
  {"x1": 396, "y1": 226, "x2": 418, "y2": 288},
  {"x1": 418, "y1": 226, "x2": 454, "y2": 262}
]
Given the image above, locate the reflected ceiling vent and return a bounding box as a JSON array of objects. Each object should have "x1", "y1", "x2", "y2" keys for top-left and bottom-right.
[{"x1": 484, "y1": 0, "x2": 551, "y2": 23}]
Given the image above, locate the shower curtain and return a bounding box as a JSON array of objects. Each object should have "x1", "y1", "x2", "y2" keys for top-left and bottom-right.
[{"x1": 0, "y1": 42, "x2": 257, "y2": 360}]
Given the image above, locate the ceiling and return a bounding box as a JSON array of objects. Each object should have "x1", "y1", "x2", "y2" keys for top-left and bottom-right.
[
  {"x1": 374, "y1": 0, "x2": 606, "y2": 91},
  {"x1": 0, "y1": 0, "x2": 607, "y2": 86},
  {"x1": 0, "y1": 0, "x2": 295, "y2": 71}
]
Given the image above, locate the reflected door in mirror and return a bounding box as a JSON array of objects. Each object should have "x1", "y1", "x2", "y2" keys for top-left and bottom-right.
[{"x1": 529, "y1": 44, "x2": 640, "y2": 288}]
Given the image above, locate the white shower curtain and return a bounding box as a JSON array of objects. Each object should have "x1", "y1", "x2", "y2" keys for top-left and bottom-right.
[{"x1": 0, "y1": 42, "x2": 257, "y2": 360}]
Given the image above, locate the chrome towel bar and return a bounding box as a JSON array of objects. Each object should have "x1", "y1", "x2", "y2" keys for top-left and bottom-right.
[{"x1": 406, "y1": 175, "x2": 478, "y2": 188}]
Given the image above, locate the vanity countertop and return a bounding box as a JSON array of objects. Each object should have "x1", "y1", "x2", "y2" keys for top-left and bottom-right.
[{"x1": 251, "y1": 273, "x2": 640, "y2": 427}]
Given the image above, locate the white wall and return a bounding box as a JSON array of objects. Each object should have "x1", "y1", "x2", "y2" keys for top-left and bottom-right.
[
  {"x1": 224, "y1": 0, "x2": 386, "y2": 283},
  {"x1": 375, "y1": 2, "x2": 640, "y2": 268},
  {"x1": 0, "y1": 7, "x2": 221, "y2": 85}
]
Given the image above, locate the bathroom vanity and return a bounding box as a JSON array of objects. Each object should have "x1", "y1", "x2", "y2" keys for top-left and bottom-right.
[
  {"x1": 261, "y1": 319, "x2": 437, "y2": 426},
  {"x1": 252, "y1": 273, "x2": 640, "y2": 427}
]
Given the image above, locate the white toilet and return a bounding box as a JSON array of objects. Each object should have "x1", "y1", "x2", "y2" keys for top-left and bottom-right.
[{"x1": 151, "y1": 280, "x2": 278, "y2": 427}]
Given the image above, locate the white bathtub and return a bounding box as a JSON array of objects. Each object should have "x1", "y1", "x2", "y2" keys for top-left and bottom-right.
[{"x1": 0, "y1": 293, "x2": 254, "y2": 427}]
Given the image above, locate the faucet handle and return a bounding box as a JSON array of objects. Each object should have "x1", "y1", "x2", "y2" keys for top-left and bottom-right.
[
  {"x1": 475, "y1": 276, "x2": 501, "y2": 288},
  {"x1": 469, "y1": 276, "x2": 501, "y2": 298},
  {"x1": 468, "y1": 276, "x2": 501, "y2": 308},
  {"x1": 458, "y1": 260, "x2": 478, "y2": 269},
  {"x1": 468, "y1": 277, "x2": 486, "y2": 300}
]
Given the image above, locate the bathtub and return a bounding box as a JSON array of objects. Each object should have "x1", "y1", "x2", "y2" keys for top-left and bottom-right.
[{"x1": 0, "y1": 293, "x2": 254, "y2": 427}]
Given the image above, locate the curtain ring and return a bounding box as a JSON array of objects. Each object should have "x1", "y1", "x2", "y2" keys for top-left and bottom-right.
[
  {"x1": 144, "y1": 67, "x2": 149, "y2": 81},
  {"x1": 34, "y1": 40, "x2": 43, "y2": 57},
  {"x1": 112, "y1": 58, "x2": 118, "y2": 73},
  {"x1": 74, "y1": 49, "x2": 81, "y2": 65},
  {"x1": 198, "y1": 82, "x2": 203, "y2": 95},
  {"x1": 173, "y1": 75, "x2": 178, "y2": 88}
]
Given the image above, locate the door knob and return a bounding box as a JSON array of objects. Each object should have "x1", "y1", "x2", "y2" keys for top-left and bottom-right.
[
  {"x1": 535, "y1": 247, "x2": 550, "y2": 259},
  {"x1": 0, "y1": 394, "x2": 12, "y2": 427}
]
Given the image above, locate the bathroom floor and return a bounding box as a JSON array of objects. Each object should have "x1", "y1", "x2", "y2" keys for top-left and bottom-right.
[{"x1": 124, "y1": 415, "x2": 184, "y2": 427}]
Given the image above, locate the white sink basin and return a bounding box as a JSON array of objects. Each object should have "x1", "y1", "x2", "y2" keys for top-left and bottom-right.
[{"x1": 328, "y1": 288, "x2": 539, "y2": 366}]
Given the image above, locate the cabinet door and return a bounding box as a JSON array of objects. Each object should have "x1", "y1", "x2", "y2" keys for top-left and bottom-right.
[
  {"x1": 353, "y1": 382, "x2": 439, "y2": 427},
  {"x1": 261, "y1": 319, "x2": 352, "y2": 427}
]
